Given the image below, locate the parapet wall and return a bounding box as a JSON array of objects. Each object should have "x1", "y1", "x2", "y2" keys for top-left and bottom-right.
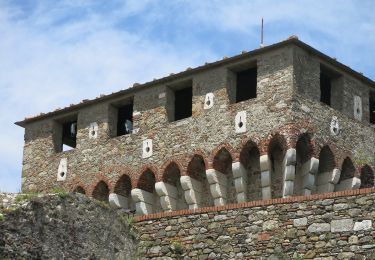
[{"x1": 135, "y1": 188, "x2": 375, "y2": 259}]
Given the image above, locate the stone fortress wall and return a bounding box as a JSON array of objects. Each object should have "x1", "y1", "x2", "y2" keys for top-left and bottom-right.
[
  {"x1": 17, "y1": 38, "x2": 375, "y2": 217},
  {"x1": 135, "y1": 188, "x2": 375, "y2": 259}
]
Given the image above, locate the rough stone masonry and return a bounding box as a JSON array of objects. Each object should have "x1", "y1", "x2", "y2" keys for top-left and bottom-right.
[{"x1": 15, "y1": 36, "x2": 375, "y2": 216}]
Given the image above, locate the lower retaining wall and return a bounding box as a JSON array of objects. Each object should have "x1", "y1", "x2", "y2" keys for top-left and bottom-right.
[{"x1": 135, "y1": 188, "x2": 375, "y2": 259}]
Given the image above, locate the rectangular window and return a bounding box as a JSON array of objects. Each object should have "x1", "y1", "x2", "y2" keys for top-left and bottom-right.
[
  {"x1": 167, "y1": 81, "x2": 193, "y2": 122},
  {"x1": 62, "y1": 121, "x2": 77, "y2": 150},
  {"x1": 370, "y1": 91, "x2": 375, "y2": 124},
  {"x1": 320, "y1": 71, "x2": 332, "y2": 106},
  {"x1": 235, "y1": 67, "x2": 257, "y2": 103},
  {"x1": 174, "y1": 86, "x2": 192, "y2": 121},
  {"x1": 116, "y1": 103, "x2": 133, "y2": 136},
  {"x1": 54, "y1": 115, "x2": 78, "y2": 153}
]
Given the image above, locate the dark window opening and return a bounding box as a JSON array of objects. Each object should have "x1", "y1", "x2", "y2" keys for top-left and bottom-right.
[
  {"x1": 370, "y1": 92, "x2": 375, "y2": 124},
  {"x1": 174, "y1": 85, "x2": 192, "y2": 121},
  {"x1": 236, "y1": 67, "x2": 257, "y2": 103},
  {"x1": 62, "y1": 120, "x2": 77, "y2": 150},
  {"x1": 320, "y1": 71, "x2": 332, "y2": 106},
  {"x1": 117, "y1": 103, "x2": 133, "y2": 136}
]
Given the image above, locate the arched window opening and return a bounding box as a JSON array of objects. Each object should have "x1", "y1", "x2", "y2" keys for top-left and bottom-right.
[
  {"x1": 240, "y1": 141, "x2": 261, "y2": 201},
  {"x1": 73, "y1": 186, "x2": 86, "y2": 195},
  {"x1": 114, "y1": 175, "x2": 135, "y2": 210},
  {"x1": 315, "y1": 146, "x2": 336, "y2": 194},
  {"x1": 187, "y1": 155, "x2": 213, "y2": 207},
  {"x1": 335, "y1": 157, "x2": 357, "y2": 192},
  {"x1": 213, "y1": 147, "x2": 236, "y2": 204},
  {"x1": 294, "y1": 134, "x2": 312, "y2": 195},
  {"x1": 268, "y1": 136, "x2": 286, "y2": 198},
  {"x1": 360, "y1": 165, "x2": 374, "y2": 188},
  {"x1": 162, "y1": 162, "x2": 187, "y2": 210},
  {"x1": 92, "y1": 181, "x2": 109, "y2": 202},
  {"x1": 137, "y1": 169, "x2": 161, "y2": 213}
]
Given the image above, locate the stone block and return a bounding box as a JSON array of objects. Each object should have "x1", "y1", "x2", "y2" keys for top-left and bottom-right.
[
  {"x1": 283, "y1": 148, "x2": 296, "y2": 166},
  {"x1": 180, "y1": 176, "x2": 203, "y2": 192},
  {"x1": 214, "y1": 197, "x2": 226, "y2": 206},
  {"x1": 262, "y1": 186, "x2": 271, "y2": 200},
  {"x1": 155, "y1": 181, "x2": 178, "y2": 198},
  {"x1": 353, "y1": 220, "x2": 372, "y2": 231},
  {"x1": 234, "y1": 177, "x2": 246, "y2": 192},
  {"x1": 108, "y1": 193, "x2": 128, "y2": 209},
  {"x1": 184, "y1": 189, "x2": 201, "y2": 204},
  {"x1": 335, "y1": 177, "x2": 361, "y2": 192},
  {"x1": 316, "y1": 168, "x2": 341, "y2": 186},
  {"x1": 300, "y1": 157, "x2": 319, "y2": 176},
  {"x1": 131, "y1": 188, "x2": 154, "y2": 204},
  {"x1": 303, "y1": 173, "x2": 315, "y2": 190},
  {"x1": 57, "y1": 158, "x2": 68, "y2": 181},
  {"x1": 135, "y1": 201, "x2": 153, "y2": 215},
  {"x1": 261, "y1": 171, "x2": 270, "y2": 187},
  {"x1": 293, "y1": 217, "x2": 308, "y2": 227},
  {"x1": 284, "y1": 165, "x2": 296, "y2": 181},
  {"x1": 260, "y1": 155, "x2": 269, "y2": 172},
  {"x1": 316, "y1": 183, "x2": 335, "y2": 194},
  {"x1": 160, "y1": 195, "x2": 176, "y2": 211},
  {"x1": 302, "y1": 188, "x2": 311, "y2": 196},
  {"x1": 232, "y1": 162, "x2": 247, "y2": 178},
  {"x1": 206, "y1": 169, "x2": 228, "y2": 186},
  {"x1": 263, "y1": 220, "x2": 279, "y2": 231},
  {"x1": 188, "y1": 203, "x2": 199, "y2": 210},
  {"x1": 283, "y1": 180, "x2": 294, "y2": 197},
  {"x1": 331, "y1": 219, "x2": 354, "y2": 232},
  {"x1": 307, "y1": 223, "x2": 331, "y2": 233},
  {"x1": 209, "y1": 183, "x2": 227, "y2": 198},
  {"x1": 236, "y1": 192, "x2": 246, "y2": 203}
]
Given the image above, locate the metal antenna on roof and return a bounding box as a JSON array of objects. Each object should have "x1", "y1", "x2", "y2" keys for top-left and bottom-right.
[{"x1": 260, "y1": 18, "x2": 265, "y2": 48}]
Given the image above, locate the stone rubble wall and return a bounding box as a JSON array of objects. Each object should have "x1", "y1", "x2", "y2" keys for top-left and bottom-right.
[
  {"x1": 0, "y1": 193, "x2": 137, "y2": 259},
  {"x1": 135, "y1": 188, "x2": 375, "y2": 259}
]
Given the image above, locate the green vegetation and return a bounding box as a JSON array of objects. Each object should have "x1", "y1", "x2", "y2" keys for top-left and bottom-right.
[
  {"x1": 170, "y1": 239, "x2": 184, "y2": 254},
  {"x1": 0, "y1": 213, "x2": 4, "y2": 221},
  {"x1": 94, "y1": 199, "x2": 110, "y2": 209},
  {"x1": 15, "y1": 193, "x2": 39, "y2": 203}
]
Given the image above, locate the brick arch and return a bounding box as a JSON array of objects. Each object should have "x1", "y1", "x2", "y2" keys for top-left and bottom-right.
[
  {"x1": 136, "y1": 167, "x2": 157, "y2": 193},
  {"x1": 211, "y1": 146, "x2": 234, "y2": 174},
  {"x1": 267, "y1": 133, "x2": 287, "y2": 156},
  {"x1": 360, "y1": 165, "x2": 375, "y2": 188},
  {"x1": 160, "y1": 159, "x2": 184, "y2": 178},
  {"x1": 239, "y1": 134, "x2": 261, "y2": 152},
  {"x1": 183, "y1": 150, "x2": 209, "y2": 176},
  {"x1": 91, "y1": 180, "x2": 110, "y2": 201},
  {"x1": 209, "y1": 143, "x2": 237, "y2": 166},
  {"x1": 73, "y1": 186, "x2": 86, "y2": 195},
  {"x1": 100, "y1": 165, "x2": 134, "y2": 193},
  {"x1": 295, "y1": 133, "x2": 314, "y2": 164},
  {"x1": 161, "y1": 161, "x2": 182, "y2": 185},
  {"x1": 88, "y1": 173, "x2": 113, "y2": 197},
  {"x1": 135, "y1": 164, "x2": 159, "y2": 187},
  {"x1": 339, "y1": 157, "x2": 357, "y2": 181},
  {"x1": 186, "y1": 153, "x2": 208, "y2": 181},
  {"x1": 318, "y1": 145, "x2": 337, "y2": 172},
  {"x1": 67, "y1": 176, "x2": 87, "y2": 193},
  {"x1": 239, "y1": 139, "x2": 261, "y2": 168},
  {"x1": 113, "y1": 174, "x2": 132, "y2": 197},
  {"x1": 258, "y1": 133, "x2": 288, "y2": 155}
]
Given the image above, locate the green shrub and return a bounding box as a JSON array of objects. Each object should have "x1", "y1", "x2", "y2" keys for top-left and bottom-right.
[{"x1": 15, "y1": 193, "x2": 39, "y2": 203}]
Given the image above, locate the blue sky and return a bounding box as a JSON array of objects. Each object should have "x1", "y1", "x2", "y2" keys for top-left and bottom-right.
[{"x1": 0, "y1": 0, "x2": 374, "y2": 192}]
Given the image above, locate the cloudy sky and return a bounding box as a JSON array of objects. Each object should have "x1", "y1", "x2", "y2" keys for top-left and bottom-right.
[{"x1": 0, "y1": 0, "x2": 374, "y2": 192}]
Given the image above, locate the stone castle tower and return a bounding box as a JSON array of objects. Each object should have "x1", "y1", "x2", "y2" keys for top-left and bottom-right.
[{"x1": 16, "y1": 37, "x2": 375, "y2": 216}]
